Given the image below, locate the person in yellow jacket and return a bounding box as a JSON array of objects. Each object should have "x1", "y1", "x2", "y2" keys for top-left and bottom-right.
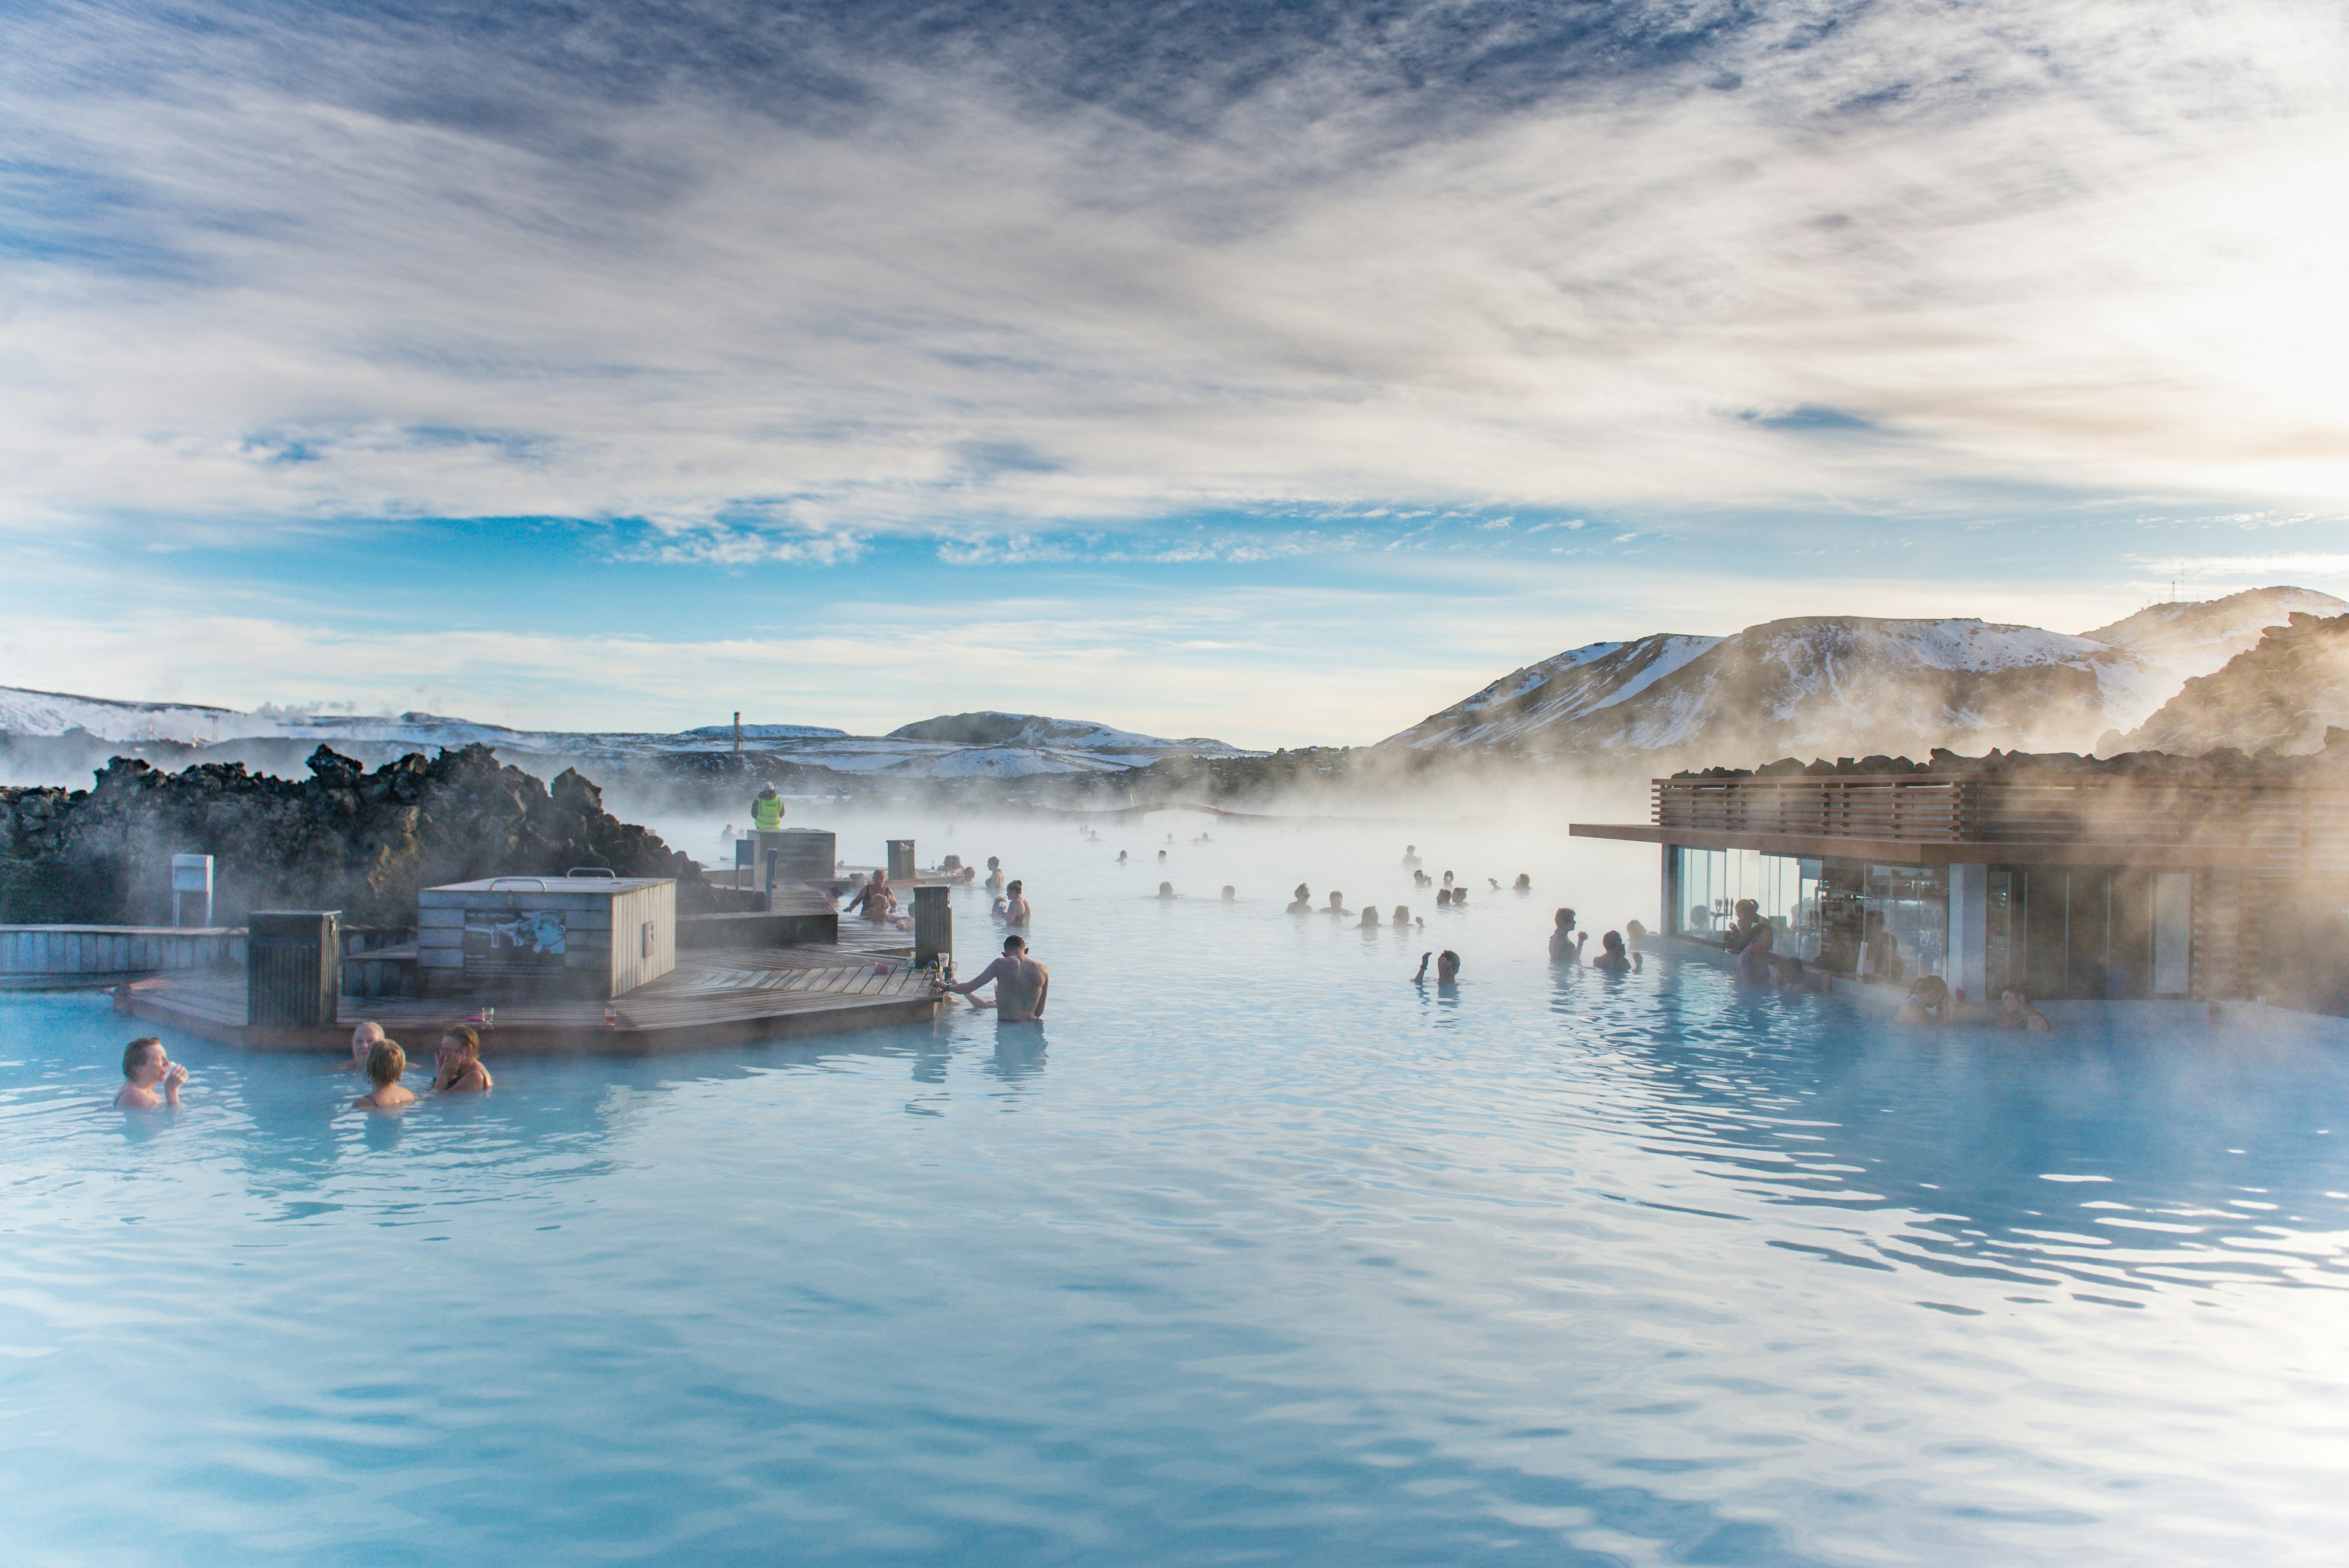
[{"x1": 751, "y1": 784, "x2": 785, "y2": 833}]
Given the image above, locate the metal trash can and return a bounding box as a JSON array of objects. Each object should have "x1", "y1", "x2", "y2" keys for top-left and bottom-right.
[
  {"x1": 171, "y1": 853, "x2": 214, "y2": 928},
  {"x1": 886, "y1": 839, "x2": 917, "y2": 881},
  {"x1": 913, "y1": 885, "x2": 952, "y2": 970},
  {"x1": 248, "y1": 910, "x2": 341, "y2": 1027}
]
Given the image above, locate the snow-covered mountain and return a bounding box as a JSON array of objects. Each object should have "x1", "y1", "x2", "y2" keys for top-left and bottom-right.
[
  {"x1": 2118, "y1": 611, "x2": 2349, "y2": 756},
  {"x1": 0, "y1": 687, "x2": 1249, "y2": 781},
  {"x1": 1386, "y1": 587, "x2": 2348, "y2": 765}
]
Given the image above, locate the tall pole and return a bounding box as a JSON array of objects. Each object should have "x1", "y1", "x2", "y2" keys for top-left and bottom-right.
[{"x1": 733, "y1": 710, "x2": 741, "y2": 753}]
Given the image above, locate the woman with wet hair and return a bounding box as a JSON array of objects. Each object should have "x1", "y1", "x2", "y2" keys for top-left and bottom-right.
[
  {"x1": 434, "y1": 1026, "x2": 494, "y2": 1093},
  {"x1": 355, "y1": 1041, "x2": 417, "y2": 1110},
  {"x1": 1898, "y1": 975, "x2": 1951, "y2": 1025}
]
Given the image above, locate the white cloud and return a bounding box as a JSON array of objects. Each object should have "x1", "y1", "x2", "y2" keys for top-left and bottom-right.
[{"x1": 1, "y1": 0, "x2": 2346, "y2": 547}]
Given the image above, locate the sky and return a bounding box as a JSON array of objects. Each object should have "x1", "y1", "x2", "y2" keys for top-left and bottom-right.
[{"x1": 3, "y1": 0, "x2": 2347, "y2": 748}]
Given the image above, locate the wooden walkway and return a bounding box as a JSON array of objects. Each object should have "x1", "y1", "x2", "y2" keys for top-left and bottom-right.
[{"x1": 124, "y1": 932, "x2": 939, "y2": 1056}]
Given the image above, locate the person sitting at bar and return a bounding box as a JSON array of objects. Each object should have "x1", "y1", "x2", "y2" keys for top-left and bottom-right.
[
  {"x1": 344, "y1": 1020, "x2": 385, "y2": 1073},
  {"x1": 1858, "y1": 910, "x2": 1902, "y2": 983},
  {"x1": 937, "y1": 934, "x2": 1049, "y2": 1021},
  {"x1": 1548, "y1": 908, "x2": 1584, "y2": 962},
  {"x1": 1773, "y1": 951, "x2": 1809, "y2": 990},
  {"x1": 1735, "y1": 922, "x2": 1777, "y2": 984},
  {"x1": 354, "y1": 1041, "x2": 418, "y2": 1110},
  {"x1": 1898, "y1": 975, "x2": 1951, "y2": 1025},
  {"x1": 115, "y1": 1037, "x2": 186, "y2": 1109},
  {"x1": 1723, "y1": 899, "x2": 1764, "y2": 954},
  {"x1": 433, "y1": 1026, "x2": 494, "y2": 1093},
  {"x1": 2000, "y1": 987, "x2": 2052, "y2": 1031},
  {"x1": 1590, "y1": 931, "x2": 1641, "y2": 972}
]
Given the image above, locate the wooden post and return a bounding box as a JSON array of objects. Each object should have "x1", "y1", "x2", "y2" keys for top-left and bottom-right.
[{"x1": 733, "y1": 711, "x2": 741, "y2": 753}]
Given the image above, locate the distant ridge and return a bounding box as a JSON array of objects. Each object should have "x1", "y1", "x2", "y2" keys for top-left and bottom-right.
[{"x1": 1386, "y1": 586, "x2": 2348, "y2": 767}]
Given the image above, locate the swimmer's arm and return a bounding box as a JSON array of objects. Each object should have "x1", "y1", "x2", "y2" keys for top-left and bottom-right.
[
  {"x1": 163, "y1": 1063, "x2": 187, "y2": 1107},
  {"x1": 1031, "y1": 970, "x2": 1048, "y2": 1018},
  {"x1": 1631, "y1": 953, "x2": 1642, "y2": 972},
  {"x1": 1413, "y1": 953, "x2": 1431, "y2": 983},
  {"x1": 941, "y1": 958, "x2": 1005, "y2": 996}
]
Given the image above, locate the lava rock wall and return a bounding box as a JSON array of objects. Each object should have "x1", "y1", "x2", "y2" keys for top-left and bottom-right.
[{"x1": 0, "y1": 744, "x2": 711, "y2": 928}]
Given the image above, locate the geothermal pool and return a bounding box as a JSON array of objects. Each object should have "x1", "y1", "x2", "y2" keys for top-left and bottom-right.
[{"x1": 4, "y1": 814, "x2": 2347, "y2": 1566}]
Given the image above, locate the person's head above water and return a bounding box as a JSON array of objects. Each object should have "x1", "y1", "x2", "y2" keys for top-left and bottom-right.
[
  {"x1": 1554, "y1": 908, "x2": 1576, "y2": 930},
  {"x1": 1002, "y1": 934, "x2": 1028, "y2": 954},
  {"x1": 123, "y1": 1036, "x2": 165, "y2": 1080},
  {"x1": 1294, "y1": 882, "x2": 1310, "y2": 901},
  {"x1": 1601, "y1": 930, "x2": 1626, "y2": 954},
  {"x1": 1157, "y1": 850, "x2": 1167, "y2": 861},
  {"x1": 1393, "y1": 904, "x2": 1409, "y2": 924},
  {"x1": 1157, "y1": 881, "x2": 1175, "y2": 898},
  {"x1": 1437, "y1": 950, "x2": 1460, "y2": 981},
  {"x1": 349, "y1": 1019, "x2": 384, "y2": 1066},
  {"x1": 987, "y1": 855, "x2": 1001, "y2": 870},
  {"x1": 1006, "y1": 880, "x2": 1022, "y2": 895},
  {"x1": 1324, "y1": 891, "x2": 1346, "y2": 910},
  {"x1": 438, "y1": 1025, "x2": 481, "y2": 1065},
  {"x1": 1359, "y1": 906, "x2": 1379, "y2": 926},
  {"x1": 365, "y1": 1040, "x2": 406, "y2": 1088},
  {"x1": 1909, "y1": 975, "x2": 1948, "y2": 1005},
  {"x1": 1220, "y1": 885, "x2": 1236, "y2": 901}
]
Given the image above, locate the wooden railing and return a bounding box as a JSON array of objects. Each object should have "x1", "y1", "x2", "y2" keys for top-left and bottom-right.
[{"x1": 1651, "y1": 775, "x2": 2349, "y2": 872}]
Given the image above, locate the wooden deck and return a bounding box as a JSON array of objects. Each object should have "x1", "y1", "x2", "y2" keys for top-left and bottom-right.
[{"x1": 124, "y1": 928, "x2": 940, "y2": 1056}]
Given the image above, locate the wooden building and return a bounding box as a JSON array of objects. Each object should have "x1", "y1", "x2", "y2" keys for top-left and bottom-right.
[{"x1": 1570, "y1": 757, "x2": 2349, "y2": 1011}]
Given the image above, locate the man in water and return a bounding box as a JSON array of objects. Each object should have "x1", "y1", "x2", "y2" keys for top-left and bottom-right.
[
  {"x1": 115, "y1": 1037, "x2": 187, "y2": 1109},
  {"x1": 985, "y1": 855, "x2": 1005, "y2": 893},
  {"x1": 1548, "y1": 909, "x2": 1584, "y2": 962},
  {"x1": 1157, "y1": 881, "x2": 1178, "y2": 900},
  {"x1": 938, "y1": 934, "x2": 1050, "y2": 1022},
  {"x1": 1412, "y1": 950, "x2": 1460, "y2": 985},
  {"x1": 1323, "y1": 891, "x2": 1348, "y2": 916},
  {"x1": 1003, "y1": 880, "x2": 1032, "y2": 925},
  {"x1": 1401, "y1": 844, "x2": 1421, "y2": 868},
  {"x1": 1590, "y1": 932, "x2": 1641, "y2": 972},
  {"x1": 1287, "y1": 883, "x2": 1313, "y2": 913},
  {"x1": 1220, "y1": 885, "x2": 1236, "y2": 902}
]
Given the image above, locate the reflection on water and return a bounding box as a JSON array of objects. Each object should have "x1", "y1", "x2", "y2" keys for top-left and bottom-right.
[{"x1": 4, "y1": 815, "x2": 2348, "y2": 1567}]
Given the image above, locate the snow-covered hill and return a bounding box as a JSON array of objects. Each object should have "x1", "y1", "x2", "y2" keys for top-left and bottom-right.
[
  {"x1": 2118, "y1": 611, "x2": 2349, "y2": 756},
  {"x1": 0, "y1": 688, "x2": 1249, "y2": 780},
  {"x1": 1386, "y1": 587, "x2": 2348, "y2": 765}
]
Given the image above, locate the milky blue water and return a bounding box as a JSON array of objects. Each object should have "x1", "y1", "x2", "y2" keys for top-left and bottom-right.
[{"x1": 5, "y1": 814, "x2": 2348, "y2": 1567}]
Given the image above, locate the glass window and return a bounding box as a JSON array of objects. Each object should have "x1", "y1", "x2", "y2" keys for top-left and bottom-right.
[
  {"x1": 2153, "y1": 872, "x2": 2192, "y2": 995},
  {"x1": 1862, "y1": 864, "x2": 1948, "y2": 984}
]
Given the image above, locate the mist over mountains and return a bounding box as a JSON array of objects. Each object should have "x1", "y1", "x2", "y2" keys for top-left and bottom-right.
[
  {"x1": 1385, "y1": 587, "x2": 2345, "y2": 769},
  {"x1": 6, "y1": 588, "x2": 2347, "y2": 806}
]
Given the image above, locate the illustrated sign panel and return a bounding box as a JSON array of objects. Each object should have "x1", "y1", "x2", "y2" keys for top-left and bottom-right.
[{"x1": 462, "y1": 908, "x2": 569, "y2": 976}]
